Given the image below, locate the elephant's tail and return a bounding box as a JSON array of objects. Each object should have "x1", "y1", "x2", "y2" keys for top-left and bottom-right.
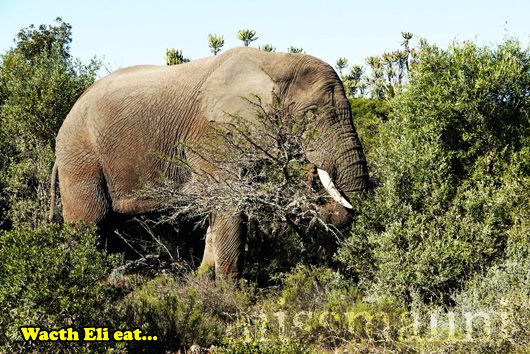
[{"x1": 48, "y1": 161, "x2": 58, "y2": 223}]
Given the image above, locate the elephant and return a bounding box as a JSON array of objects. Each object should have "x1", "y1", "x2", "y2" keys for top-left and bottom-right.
[{"x1": 49, "y1": 47, "x2": 369, "y2": 278}]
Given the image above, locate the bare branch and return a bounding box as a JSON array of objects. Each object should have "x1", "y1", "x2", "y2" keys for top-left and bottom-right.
[{"x1": 142, "y1": 95, "x2": 342, "y2": 247}]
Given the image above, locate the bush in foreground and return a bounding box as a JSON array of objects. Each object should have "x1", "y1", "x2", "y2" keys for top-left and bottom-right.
[
  {"x1": 0, "y1": 223, "x2": 122, "y2": 353},
  {"x1": 119, "y1": 273, "x2": 253, "y2": 352}
]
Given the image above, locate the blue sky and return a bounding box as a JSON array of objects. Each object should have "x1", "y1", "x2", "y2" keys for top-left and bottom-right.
[{"x1": 0, "y1": 0, "x2": 529, "y2": 73}]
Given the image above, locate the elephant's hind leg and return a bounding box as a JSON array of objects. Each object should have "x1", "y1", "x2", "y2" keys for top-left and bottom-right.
[{"x1": 58, "y1": 161, "x2": 109, "y2": 224}]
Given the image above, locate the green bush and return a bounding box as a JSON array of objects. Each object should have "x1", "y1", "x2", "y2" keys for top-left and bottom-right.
[
  {"x1": 451, "y1": 253, "x2": 530, "y2": 350},
  {"x1": 225, "y1": 266, "x2": 406, "y2": 352},
  {"x1": 218, "y1": 339, "x2": 309, "y2": 354},
  {"x1": 338, "y1": 39, "x2": 530, "y2": 304},
  {"x1": 349, "y1": 97, "x2": 389, "y2": 171},
  {"x1": 339, "y1": 40, "x2": 529, "y2": 351},
  {"x1": 120, "y1": 273, "x2": 254, "y2": 352},
  {"x1": 0, "y1": 223, "x2": 122, "y2": 353}
]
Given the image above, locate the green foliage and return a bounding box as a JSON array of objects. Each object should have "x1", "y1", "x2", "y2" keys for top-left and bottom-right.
[
  {"x1": 0, "y1": 18, "x2": 100, "y2": 227},
  {"x1": 237, "y1": 29, "x2": 258, "y2": 47},
  {"x1": 165, "y1": 48, "x2": 189, "y2": 65},
  {"x1": 0, "y1": 18, "x2": 99, "y2": 148},
  {"x1": 340, "y1": 32, "x2": 416, "y2": 99},
  {"x1": 338, "y1": 39, "x2": 530, "y2": 307},
  {"x1": 0, "y1": 223, "x2": 122, "y2": 353},
  {"x1": 225, "y1": 265, "x2": 406, "y2": 352},
  {"x1": 335, "y1": 57, "x2": 348, "y2": 75},
  {"x1": 288, "y1": 46, "x2": 304, "y2": 54},
  {"x1": 452, "y1": 254, "x2": 530, "y2": 349},
  {"x1": 394, "y1": 254, "x2": 529, "y2": 353},
  {"x1": 363, "y1": 32, "x2": 415, "y2": 99},
  {"x1": 342, "y1": 64, "x2": 366, "y2": 99},
  {"x1": 13, "y1": 17, "x2": 72, "y2": 62},
  {"x1": 218, "y1": 339, "x2": 309, "y2": 354},
  {"x1": 349, "y1": 97, "x2": 389, "y2": 161},
  {"x1": 260, "y1": 44, "x2": 276, "y2": 52},
  {"x1": 208, "y1": 33, "x2": 225, "y2": 55},
  {"x1": 120, "y1": 274, "x2": 253, "y2": 352}
]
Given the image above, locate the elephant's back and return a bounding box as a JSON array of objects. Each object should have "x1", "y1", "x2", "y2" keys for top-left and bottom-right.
[
  {"x1": 56, "y1": 57, "x2": 221, "y2": 199},
  {"x1": 61, "y1": 58, "x2": 214, "y2": 143},
  {"x1": 55, "y1": 49, "x2": 265, "y2": 199}
]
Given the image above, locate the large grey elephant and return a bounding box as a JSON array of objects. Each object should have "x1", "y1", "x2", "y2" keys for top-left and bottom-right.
[{"x1": 50, "y1": 47, "x2": 368, "y2": 277}]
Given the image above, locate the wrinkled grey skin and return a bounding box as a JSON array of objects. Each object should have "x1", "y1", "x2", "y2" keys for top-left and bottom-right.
[{"x1": 51, "y1": 47, "x2": 368, "y2": 277}]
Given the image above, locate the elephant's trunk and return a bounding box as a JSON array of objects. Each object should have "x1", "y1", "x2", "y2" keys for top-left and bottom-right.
[
  {"x1": 311, "y1": 103, "x2": 368, "y2": 226},
  {"x1": 315, "y1": 104, "x2": 368, "y2": 195},
  {"x1": 332, "y1": 104, "x2": 369, "y2": 197}
]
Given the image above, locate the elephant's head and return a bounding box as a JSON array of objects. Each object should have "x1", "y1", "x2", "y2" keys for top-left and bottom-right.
[
  {"x1": 275, "y1": 54, "x2": 369, "y2": 227},
  {"x1": 199, "y1": 48, "x2": 369, "y2": 228}
]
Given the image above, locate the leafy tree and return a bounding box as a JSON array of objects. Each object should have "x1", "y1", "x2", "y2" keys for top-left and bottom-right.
[
  {"x1": 288, "y1": 46, "x2": 304, "y2": 54},
  {"x1": 260, "y1": 44, "x2": 276, "y2": 52},
  {"x1": 342, "y1": 64, "x2": 366, "y2": 98},
  {"x1": 335, "y1": 57, "x2": 368, "y2": 98},
  {"x1": 340, "y1": 32, "x2": 416, "y2": 100},
  {"x1": 0, "y1": 18, "x2": 100, "y2": 228},
  {"x1": 208, "y1": 34, "x2": 225, "y2": 55},
  {"x1": 237, "y1": 29, "x2": 258, "y2": 47},
  {"x1": 364, "y1": 32, "x2": 416, "y2": 99},
  {"x1": 13, "y1": 18, "x2": 72, "y2": 62},
  {"x1": 335, "y1": 57, "x2": 348, "y2": 75},
  {"x1": 165, "y1": 48, "x2": 190, "y2": 65}
]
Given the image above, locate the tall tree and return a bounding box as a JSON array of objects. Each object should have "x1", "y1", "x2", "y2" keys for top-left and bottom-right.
[
  {"x1": 13, "y1": 18, "x2": 72, "y2": 62},
  {"x1": 364, "y1": 32, "x2": 416, "y2": 99},
  {"x1": 342, "y1": 64, "x2": 366, "y2": 98},
  {"x1": 237, "y1": 29, "x2": 258, "y2": 47},
  {"x1": 208, "y1": 34, "x2": 224, "y2": 55},
  {"x1": 335, "y1": 57, "x2": 348, "y2": 75}
]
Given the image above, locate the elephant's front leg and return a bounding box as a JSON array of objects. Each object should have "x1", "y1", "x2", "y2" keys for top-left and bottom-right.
[
  {"x1": 199, "y1": 226, "x2": 215, "y2": 273},
  {"x1": 208, "y1": 212, "x2": 245, "y2": 278}
]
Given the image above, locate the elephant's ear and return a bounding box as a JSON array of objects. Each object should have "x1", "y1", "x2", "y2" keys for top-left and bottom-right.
[{"x1": 199, "y1": 55, "x2": 276, "y2": 125}]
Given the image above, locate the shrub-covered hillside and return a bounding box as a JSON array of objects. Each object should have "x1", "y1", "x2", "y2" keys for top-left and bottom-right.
[{"x1": 0, "y1": 20, "x2": 528, "y2": 353}]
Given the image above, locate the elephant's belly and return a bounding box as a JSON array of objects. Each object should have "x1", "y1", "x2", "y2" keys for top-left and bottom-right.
[{"x1": 100, "y1": 144, "x2": 190, "y2": 214}]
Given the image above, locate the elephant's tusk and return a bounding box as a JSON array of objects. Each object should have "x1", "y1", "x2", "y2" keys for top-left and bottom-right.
[{"x1": 317, "y1": 169, "x2": 353, "y2": 209}]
